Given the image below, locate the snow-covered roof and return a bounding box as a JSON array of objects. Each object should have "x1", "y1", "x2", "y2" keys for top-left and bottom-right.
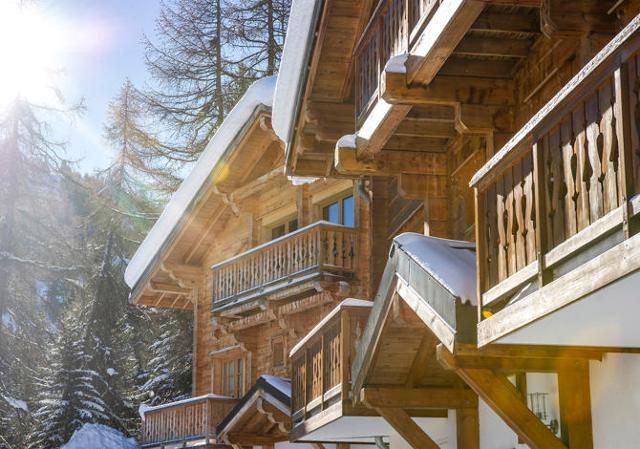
[
  {"x1": 290, "y1": 298, "x2": 372, "y2": 356},
  {"x1": 124, "y1": 77, "x2": 276, "y2": 289},
  {"x1": 272, "y1": 0, "x2": 322, "y2": 145},
  {"x1": 260, "y1": 374, "x2": 291, "y2": 398},
  {"x1": 61, "y1": 424, "x2": 137, "y2": 449},
  {"x1": 394, "y1": 233, "x2": 477, "y2": 305}
]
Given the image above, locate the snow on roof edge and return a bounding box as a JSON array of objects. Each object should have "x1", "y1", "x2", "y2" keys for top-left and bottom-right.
[
  {"x1": 124, "y1": 76, "x2": 276, "y2": 289},
  {"x1": 272, "y1": 0, "x2": 322, "y2": 145},
  {"x1": 394, "y1": 233, "x2": 477, "y2": 306}
]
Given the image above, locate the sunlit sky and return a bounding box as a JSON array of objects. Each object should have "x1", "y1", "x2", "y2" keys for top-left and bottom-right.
[{"x1": 27, "y1": 0, "x2": 161, "y2": 172}]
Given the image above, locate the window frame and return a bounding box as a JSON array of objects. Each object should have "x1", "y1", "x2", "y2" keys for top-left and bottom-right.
[{"x1": 318, "y1": 190, "x2": 356, "y2": 227}]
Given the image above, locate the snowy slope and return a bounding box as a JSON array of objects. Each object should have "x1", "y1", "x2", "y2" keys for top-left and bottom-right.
[
  {"x1": 124, "y1": 77, "x2": 276, "y2": 289},
  {"x1": 60, "y1": 424, "x2": 137, "y2": 449}
]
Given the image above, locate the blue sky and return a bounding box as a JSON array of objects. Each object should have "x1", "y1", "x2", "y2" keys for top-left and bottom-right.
[{"x1": 52, "y1": 0, "x2": 161, "y2": 172}]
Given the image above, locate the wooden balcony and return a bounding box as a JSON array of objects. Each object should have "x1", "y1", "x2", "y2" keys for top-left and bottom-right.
[
  {"x1": 471, "y1": 16, "x2": 640, "y2": 347},
  {"x1": 140, "y1": 395, "x2": 238, "y2": 448},
  {"x1": 289, "y1": 299, "x2": 372, "y2": 441},
  {"x1": 355, "y1": 0, "x2": 443, "y2": 122},
  {"x1": 211, "y1": 221, "x2": 359, "y2": 311}
]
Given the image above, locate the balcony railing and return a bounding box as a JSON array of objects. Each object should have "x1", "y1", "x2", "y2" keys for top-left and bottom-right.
[
  {"x1": 471, "y1": 16, "x2": 640, "y2": 318},
  {"x1": 211, "y1": 221, "x2": 359, "y2": 306},
  {"x1": 289, "y1": 300, "x2": 371, "y2": 429},
  {"x1": 140, "y1": 395, "x2": 237, "y2": 448},
  {"x1": 355, "y1": 0, "x2": 443, "y2": 120}
]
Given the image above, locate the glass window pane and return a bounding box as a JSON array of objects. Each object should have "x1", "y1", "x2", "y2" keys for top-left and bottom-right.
[
  {"x1": 342, "y1": 195, "x2": 354, "y2": 227},
  {"x1": 271, "y1": 224, "x2": 286, "y2": 240},
  {"x1": 288, "y1": 219, "x2": 298, "y2": 233},
  {"x1": 323, "y1": 202, "x2": 339, "y2": 224},
  {"x1": 237, "y1": 360, "x2": 244, "y2": 396}
]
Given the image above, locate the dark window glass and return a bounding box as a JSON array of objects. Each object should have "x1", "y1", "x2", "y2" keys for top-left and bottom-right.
[
  {"x1": 289, "y1": 219, "x2": 298, "y2": 233},
  {"x1": 342, "y1": 195, "x2": 354, "y2": 227},
  {"x1": 271, "y1": 224, "x2": 286, "y2": 240},
  {"x1": 323, "y1": 202, "x2": 340, "y2": 224}
]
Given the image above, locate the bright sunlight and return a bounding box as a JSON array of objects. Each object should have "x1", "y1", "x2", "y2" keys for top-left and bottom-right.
[{"x1": 0, "y1": 1, "x2": 67, "y2": 108}]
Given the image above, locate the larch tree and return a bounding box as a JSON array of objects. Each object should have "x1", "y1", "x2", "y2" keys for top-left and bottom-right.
[{"x1": 138, "y1": 0, "x2": 291, "y2": 180}]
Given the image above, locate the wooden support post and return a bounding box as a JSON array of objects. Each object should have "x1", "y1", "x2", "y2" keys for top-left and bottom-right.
[
  {"x1": 558, "y1": 361, "x2": 593, "y2": 449},
  {"x1": 375, "y1": 407, "x2": 440, "y2": 449},
  {"x1": 516, "y1": 372, "x2": 528, "y2": 445},
  {"x1": 438, "y1": 346, "x2": 568, "y2": 449},
  {"x1": 456, "y1": 407, "x2": 480, "y2": 449}
]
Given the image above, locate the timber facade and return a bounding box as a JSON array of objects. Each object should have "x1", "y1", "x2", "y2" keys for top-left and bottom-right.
[{"x1": 126, "y1": 1, "x2": 640, "y2": 448}]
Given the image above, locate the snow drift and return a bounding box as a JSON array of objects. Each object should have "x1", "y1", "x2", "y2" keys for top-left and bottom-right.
[{"x1": 60, "y1": 424, "x2": 137, "y2": 449}]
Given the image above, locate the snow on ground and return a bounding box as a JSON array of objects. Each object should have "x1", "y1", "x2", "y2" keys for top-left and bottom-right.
[
  {"x1": 60, "y1": 424, "x2": 137, "y2": 449},
  {"x1": 2, "y1": 394, "x2": 28, "y2": 412}
]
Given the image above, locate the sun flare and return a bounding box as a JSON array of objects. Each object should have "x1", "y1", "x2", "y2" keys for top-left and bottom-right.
[{"x1": 0, "y1": 2, "x2": 67, "y2": 108}]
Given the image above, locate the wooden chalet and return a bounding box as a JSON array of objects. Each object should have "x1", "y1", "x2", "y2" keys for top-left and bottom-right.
[
  {"x1": 127, "y1": 0, "x2": 640, "y2": 448},
  {"x1": 125, "y1": 76, "x2": 372, "y2": 448},
  {"x1": 272, "y1": 0, "x2": 640, "y2": 448}
]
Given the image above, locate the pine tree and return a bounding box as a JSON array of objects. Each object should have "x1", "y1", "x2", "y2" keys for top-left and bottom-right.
[
  {"x1": 29, "y1": 304, "x2": 109, "y2": 449},
  {"x1": 138, "y1": 310, "x2": 193, "y2": 406},
  {"x1": 0, "y1": 97, "x2": 81, "y2": 449}
]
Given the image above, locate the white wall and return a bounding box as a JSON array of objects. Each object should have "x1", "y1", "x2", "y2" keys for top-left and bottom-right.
[{"x1": 590, "y1": 353, "x2": 640, "y2": 449}]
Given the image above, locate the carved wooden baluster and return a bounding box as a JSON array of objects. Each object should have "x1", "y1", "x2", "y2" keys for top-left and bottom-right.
[
  {"x1": 585, "y1": 94, "x2": 605, "y2": 223},
  {"x1": 504, "y1": 169, "x2": 517, "y2": 276},
  {"x1": 547, "y1": 128, "x2": 565, "y2": 247},
  {"x1": 561, "y1": 118, "x2": 578, "y2": 239},
  {"x1": 513, "y1": 160, "x2": 527, "y2": 271},
  {"x1": 485, "y1": 186, "x2": 498, "y2": 288},
  {"x1": 573, "y1": 104, "x2": 591, "y2": 231},
  {"x1": 600, "y1": 79, "x2": 620, "y2": 213},
  {"x1": 496, "y1": 176, "x2": 508, "y2": 282},
  {"x1": 522, "y1": 154, "x2": 537, "y2": 265}
]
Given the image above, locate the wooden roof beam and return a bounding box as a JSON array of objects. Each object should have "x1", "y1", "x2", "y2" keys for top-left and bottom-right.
[
  {"x1": 360, "y1": 387, "x2": 477, "y2": 409},
  {"x1": 455, "y1": 36, "x2": 532, "y2": 59},
  {"x1": 149, "y1": 281, "x2": 191, "y2": 295},
  {"x1": 406, "y1": 0, "x2": 485, "y2": 85},
  {"x1": 334, "y1": 145, "x2": 448, "y2": 177},
  {"x1": 382, "y1": 70, "x2": 516, "y2": 107}
]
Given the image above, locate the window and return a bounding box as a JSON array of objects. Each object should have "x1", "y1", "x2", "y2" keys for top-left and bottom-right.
[
  {"x1": 272, "y1": 336, "x2": 286, "y2": 368},
  {"x1": 322, "y1": 194, "x2": 354, "y2": 227},
  {"x1": 270, "y1": 218, "x2": 298, "y2": 240},
  {"x1": 222, "y1": 358, "x2": 244, "y2": 398}
]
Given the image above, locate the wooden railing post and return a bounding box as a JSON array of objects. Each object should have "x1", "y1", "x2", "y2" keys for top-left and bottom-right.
[
  {"x1": 614, "y1": 63, "x2": 635, "y2": 239},
  {"x1": 474, "y1": 188, "x2": 486, "y2": 321}
]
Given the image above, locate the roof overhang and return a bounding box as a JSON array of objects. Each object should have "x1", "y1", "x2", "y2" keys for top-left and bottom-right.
[
  {"x1": 351, "y1": 233, "x2": 478, "y2": 395},
  {"x1": 216, "y1": 376, "x2": 292, "y2": 446},
  {"x1": 125, "y1": 78, "x2": 279, "y2": 306}
]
